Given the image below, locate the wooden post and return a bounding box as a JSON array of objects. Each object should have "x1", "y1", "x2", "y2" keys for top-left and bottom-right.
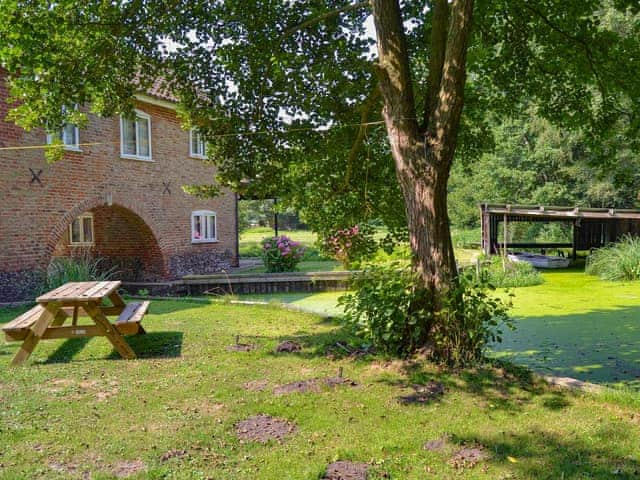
[
  {"x1": 502, "y1": 213, "x2": 508, "y2": 271},
  {"x1": 273, "y1": 198, "x2": 279, "y2": 237}
]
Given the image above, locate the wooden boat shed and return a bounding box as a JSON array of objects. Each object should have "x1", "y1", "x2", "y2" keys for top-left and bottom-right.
[{"x1": 480, "y1": 203, "x2": 640, "y2": 258}]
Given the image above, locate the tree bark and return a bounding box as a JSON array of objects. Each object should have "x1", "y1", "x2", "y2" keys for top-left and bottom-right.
[{"x1": 371, "y1": 0, "x2": 474, "y2": 303}]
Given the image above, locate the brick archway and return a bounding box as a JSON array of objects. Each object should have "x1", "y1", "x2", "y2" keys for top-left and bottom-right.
[{"x1": 44, "y1": 194, "x2": 168, "y2": 280}]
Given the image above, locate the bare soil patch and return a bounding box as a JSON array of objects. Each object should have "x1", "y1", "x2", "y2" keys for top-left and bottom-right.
[
  {"x1": 160, "y1": 449, "x2": 188, "y2": 462},
  {"x1": 324, "y1": 376, "x2": 358, "y2": 388},
  {"x1": 323, "y1": 460, "x2": 369, "y2": 480},
  {"x1": 275, "y1": 340, "x2": 302, "y2": 353},
  {"x1": 449, "y1": 446, "x2": 487, "y2": 469},
  {"x1": 243, "y1": 379, "x2": 269, "y2": 391},
  {"x1": 273, "y1": 376, "x2": 358, "y2": 395},
  {"x1": 399, "y1": 381, "x2": 445, "y2": 404},
  {"x1": 274, "y1": 379, "x2": 320, "y2": 395},
  {"x1": 235, "y1": 414, "x2": 297, "y2": 443},
  {"x1": 227, "y1": 343, "x2": 256, "y2": 352},
  {"x1": 110, "y1": 459, "x2": 146, "y2": 478},
  {"x1": 423, "y1": 435, "x2": 451, "y2": 452}
]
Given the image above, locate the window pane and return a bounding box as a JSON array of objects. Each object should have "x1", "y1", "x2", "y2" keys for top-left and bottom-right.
[
  {"x1": 62, "y1": 124, "x2": 76, "y2": 146},
  {"x1": 82, "y1": 217, "x2": 93, "y2": 243},
  {"x1": 137, "y1": 117, "x2": 150, "y2": 157},
  {"x1": 122, "y1": 118, "x2": 137, "y2": 155},
  {"x1": 194, "y1": 215, "x2": 202, "y2": 240},
  {"x1": 208, "y1": 215, "x2": 215, "y2": 240},
  {"x1": 71, "y1": 219, "x2": 81, "y2": 243},
  {"x1": 191, "y1": 132, "x2": 199, "y2": 155}
]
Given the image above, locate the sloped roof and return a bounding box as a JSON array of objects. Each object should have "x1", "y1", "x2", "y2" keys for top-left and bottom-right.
[{"x1": 145, "y1": 77, "x2": 178, "y2": 103}]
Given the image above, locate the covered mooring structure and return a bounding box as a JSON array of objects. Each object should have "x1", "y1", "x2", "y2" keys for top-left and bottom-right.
[{"x1": 480, "y1": 203, "x2": 640, "y2": 258}]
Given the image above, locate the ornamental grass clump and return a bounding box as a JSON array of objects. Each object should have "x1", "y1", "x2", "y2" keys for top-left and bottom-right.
[
  {"x1": 586, "y1": 234, "x2": 640, "y2": 281},
  {"x1": 47, "y1": 254, "x2": 116, "y2": 290},
  {"x1": 261, "y1": 235, "x2": 305, "y2": 272},
  {"x1": 484, "y1": 256, "x2": 543, "y2": 288}
]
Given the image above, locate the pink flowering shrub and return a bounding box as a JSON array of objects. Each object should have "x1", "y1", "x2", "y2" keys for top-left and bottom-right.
[
  {"x1": 261, "y1": 235, "x2": 305, "y2": 272},
  {"x1": 323, "y1": 224, "x2": 377, "y2": 268}
]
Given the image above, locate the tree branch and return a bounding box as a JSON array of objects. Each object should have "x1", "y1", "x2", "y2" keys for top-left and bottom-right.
[
  {"x1": 280, "y1": 1, "x2": 369, "y2": 40},
  {"x1": 426, "y1": 0, "x2": 474, "y2": 165},
  {"x1": 519, "y1": 2, "x2": 608, "y2": 102},
  {"x1": 371, "y1": 0, "x2": 419, "y2": 138},
  {"x1": 422, "y1": 0, "x2": 449, "y2": 132}
]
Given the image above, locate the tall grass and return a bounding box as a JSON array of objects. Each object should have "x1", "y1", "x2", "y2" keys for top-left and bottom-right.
[
  {"x1": 481, "y1": 256, "x2": 543, "y2": 288},
  {"x1": 47, "y1": 255, "x2": 117, "y2": 290},
  {"x1": 586, "y1": 235, "x2": 640, "y2": 281}
]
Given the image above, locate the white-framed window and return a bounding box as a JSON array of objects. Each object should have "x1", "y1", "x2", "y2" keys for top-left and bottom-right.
[
  {"x1": 120, "y1": 109, "x2": 152, "y2": 161},
  {"x1": 69, "y1": 213, "x2": 94, "y2": 246},
  {"x1": 190, "y1": 129, "x2": 207, "y2": 159},
  {"x1": 191, "y1": 210, "x2": 217, "y2": 243},
  {"x1": 46, "y1": 105, "x2": 80, "y2": 151}
]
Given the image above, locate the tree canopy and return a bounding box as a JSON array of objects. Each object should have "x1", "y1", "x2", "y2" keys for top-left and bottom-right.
[{"x1": 3, "y1": 0, "x2": 640, "y2": 359}]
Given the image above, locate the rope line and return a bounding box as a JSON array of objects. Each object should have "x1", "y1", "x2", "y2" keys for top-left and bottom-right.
[{"x1": 0, "y1": 120, "x2": 386, "y2": 152}]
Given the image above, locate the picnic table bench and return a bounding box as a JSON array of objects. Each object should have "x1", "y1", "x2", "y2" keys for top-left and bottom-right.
[{"x1": 2, "y1": 281, "x2": 148, "y2": 366}]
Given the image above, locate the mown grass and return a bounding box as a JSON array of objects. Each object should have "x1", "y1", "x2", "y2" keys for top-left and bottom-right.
[{"x1": 2, "y1": 299, "x2": 639, "y2": 479}]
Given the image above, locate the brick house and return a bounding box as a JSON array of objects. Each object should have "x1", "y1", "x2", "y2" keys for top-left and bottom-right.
[{"x1": 0, "y1": 71, "x2": 239, "y2": 302}]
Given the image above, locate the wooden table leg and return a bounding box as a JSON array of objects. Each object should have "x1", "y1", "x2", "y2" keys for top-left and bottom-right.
[
  {"x1": 51, "y1": 308, "x2": 69, "y2": 327},
  {"x1": 72, "y1": 306, "x2": 78, "y2": 326},
  {"x1": 11, "y1": 302, "x2": 61, "y2": 366},
  {"x1": 108, "y1": 291, "x2": 126, "y2": 316},
  {"x1": 84, "y1": 301, "x2": 136, "y2": 360}
]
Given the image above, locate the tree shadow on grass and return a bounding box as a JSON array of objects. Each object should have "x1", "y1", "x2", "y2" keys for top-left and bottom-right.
[
  {"x1": 39, "y1": 332, "x2": 183, "y2": 363},
  {"x1": 107, "y1": 331, "x2": 183, "y2": 359},
  {"x1": 454, "y1": 426, "x2": 640, "y2": 479}
]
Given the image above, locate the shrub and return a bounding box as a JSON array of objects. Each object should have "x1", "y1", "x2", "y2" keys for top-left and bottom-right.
[
  {"x1": 586, "y1": 234, "x2": 640, "y2": 281},
  {"x1": 482, "y1": 256, "x2": 543, "y2": 288},
  {"x1": 323, "y1": 224, "x2": 377, "y2": 269},
  {"x1": 339, "y1": 263, "x2": 512, "y2": 364},
  {"x1": 261, "y1": 235, "x2": 305, "y2": 272},
  {"x1": 431, "y1": 270, "x2": 513, "y2": 367},
  {"x1": 47, "y1": 254, "x2": 117, "y2": 290}
]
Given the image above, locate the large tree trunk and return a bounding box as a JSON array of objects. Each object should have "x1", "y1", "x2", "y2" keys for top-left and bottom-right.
[{"x1": 371, "y1": 0, "x2": 474, "y2": 304}]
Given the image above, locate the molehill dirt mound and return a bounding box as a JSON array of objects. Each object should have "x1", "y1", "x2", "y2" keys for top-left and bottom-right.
[
  {"x1": 235, "y1": 414, "x2": 297, "y2": 443},
  {"x1": 323, "y1": 460, "x2": 369, "y2": 480},
  {"x1": 399, "y1": 381, "x2": 445, "y2": 404},
  {"x1": 275, "y1": 340, "x2": 302, "y2": 353},
  {"x1": 449, "y1": 446, "x2": 488, "y2": 469}
]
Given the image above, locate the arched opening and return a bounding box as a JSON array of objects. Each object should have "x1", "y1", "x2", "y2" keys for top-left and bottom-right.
[{"x1": 51, "y1": 203, "x2": 166, "y2": 282}]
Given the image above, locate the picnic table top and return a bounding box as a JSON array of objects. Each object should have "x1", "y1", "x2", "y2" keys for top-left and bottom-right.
[{"x1": 36, "y1": 281, "x2": 122, "y2": 303}]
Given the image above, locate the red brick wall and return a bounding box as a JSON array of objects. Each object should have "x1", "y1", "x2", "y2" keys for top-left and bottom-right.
[{"x1": 0, "y1": 71, "x2": 238, "y2": 301}]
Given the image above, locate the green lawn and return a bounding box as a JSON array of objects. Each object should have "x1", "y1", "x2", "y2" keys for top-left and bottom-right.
[{"x1": 2, "y1": 299, "x2": 640, "y2": 479}]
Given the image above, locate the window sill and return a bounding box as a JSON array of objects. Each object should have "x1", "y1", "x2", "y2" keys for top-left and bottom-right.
[
  {"x1": 69, "y1": 242, "x2": 94, "y2": 247},
  {"x1": 189, "y1": 154, "x2": 207, "y2": 160},
  {"x1": 63, "y1": 146, "x2": 83, "y2": 153},
  {"x1": 120, "y1": 154, "x2": 154, "y2": 162},
  {"x1": 191, "y1": 239, "x2": 218, "y2": 244}
]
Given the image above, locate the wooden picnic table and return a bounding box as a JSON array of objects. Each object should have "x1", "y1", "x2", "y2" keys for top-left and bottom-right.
[{"x1": 2, "y1": 281, "x2": 149, "y2": 366}]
